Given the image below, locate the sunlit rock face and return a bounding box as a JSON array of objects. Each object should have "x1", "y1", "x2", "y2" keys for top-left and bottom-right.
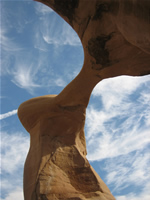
[
  {"x1": 18, "y1": 0, "x2": 150, "y2": 199},
  {"x1": 18, "y1": 95, "x2": 115, "y2": 200}
]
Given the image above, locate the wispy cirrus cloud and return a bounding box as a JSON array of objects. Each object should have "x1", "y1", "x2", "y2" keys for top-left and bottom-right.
[
  {"x1": 42, "y1": 20, "x2": 81, "y2": 46},
  {"x1": 1, "y1": 6, "x2": 43, "y2": 94},
  {"x1": 104, "y1": 150, "x2": 150, "y2": 191},
  {"x1": 115, "y1": 181, "x2": 150, "y2": 200},
  {"x1": 0, "y1": 29, "x2": 23, "y2": 53},
  {"x1": 1, "y1": 1, "x2": 81, "y2": 95},
  {"x1": 116, "y1": 191, "x2": 150, "y2": 200},
  {"x1": 34, "y1": 2, "x2": 81, "y2": 47},
  {"x1": 113, "y1": 154, "x2": 150, "y2": 199},
  {"x1": 0, "y1": 110, "x2": 18, "y2": 120},
  {"x1": 11, "y1": 60, "x2": 41, "y2": 93},
  {"x1": 0, "y1": 26, "x2": 24, "y2": 76},
  {"x1": 35, "y1": 1, "x2": 53, "y2": 15}
]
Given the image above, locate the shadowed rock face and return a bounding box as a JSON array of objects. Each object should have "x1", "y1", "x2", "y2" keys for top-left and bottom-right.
[{"x1": 18, "y1": 0, "x2": 150, "y2": 199}]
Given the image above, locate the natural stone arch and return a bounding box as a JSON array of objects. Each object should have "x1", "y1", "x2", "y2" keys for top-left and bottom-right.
[{"x1": 18, "y1": 0, "x2": 150, "y2": 199}]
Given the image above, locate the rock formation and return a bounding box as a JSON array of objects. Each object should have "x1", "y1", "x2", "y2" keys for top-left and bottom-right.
[{"x1": 18, "y1": 0, "x2": 150, "y2": 199}]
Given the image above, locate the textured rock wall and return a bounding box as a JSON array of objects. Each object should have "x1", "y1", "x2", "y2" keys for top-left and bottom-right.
[
  {"x1": 18, "y1": 0, "x2": 150, "y2": 199},
  {"x1": 18, "y1": 94, "x2": 115, "y2": 200}
]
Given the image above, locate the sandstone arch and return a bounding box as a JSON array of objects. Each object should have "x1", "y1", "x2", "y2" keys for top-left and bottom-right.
[{"x1": 18, "y1": 0, "x2": 150, "y2": 199}]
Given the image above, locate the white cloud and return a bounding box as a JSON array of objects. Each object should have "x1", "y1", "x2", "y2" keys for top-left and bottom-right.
[
  {"x1": 0, "y1": 110, "x2": 18, "y2": 120},
  {"x1": 0, "y1": 131, "x2": 29, "y2": 199},
  {"x1": 93, "y1": 75, "x2": 150, "y2": 110},
  {"x1": 0, "y1": 187, "x2": 24, "y2": 200},
  {"x1": 85, "y1": 75, "x2": 150, "y2": 200},
  {"x1": 1, "y1": 131, "x2": 29, "y2": 174},
  {"x1": 86, "y1": 76, "x2": 150, "y2": 161}
]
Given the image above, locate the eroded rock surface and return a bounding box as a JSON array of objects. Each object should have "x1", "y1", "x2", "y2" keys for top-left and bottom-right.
[
  {"x1": 18, "y1": 0, "x2": 150, "y2": 199},
  {"x1": 18, "y1": 94, "x2": 115, "y2": 200}
]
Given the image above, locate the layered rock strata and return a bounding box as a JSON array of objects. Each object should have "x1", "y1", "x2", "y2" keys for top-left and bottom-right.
[{"x1": 18, "y1": 0, "x2": 150, "y2": 199}]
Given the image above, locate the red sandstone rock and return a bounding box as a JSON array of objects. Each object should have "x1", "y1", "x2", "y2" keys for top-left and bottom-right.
[{"x1": 18, "y1": 0, "x2": 150, "y2": 199}]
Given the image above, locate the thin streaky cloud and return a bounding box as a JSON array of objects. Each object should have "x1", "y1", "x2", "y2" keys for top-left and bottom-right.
[
  {"x1": 86, "y1": 100, "x2": 150, "y2": 161},
  {"x1": 104, "y1": 151, "x2": 150, "y2": 190},
  {"x1": 0, "y1": 27, "x2": 23, "y2": 53},
  {"x1": 87, "y1": 128, "x2": 150, "y2": 161},
  {"x1": 0, "y1": 110, "x2": 18, "y2": 120},
  {"x1": 116, "y1": 181, "x2": 150, "y2": 200}
]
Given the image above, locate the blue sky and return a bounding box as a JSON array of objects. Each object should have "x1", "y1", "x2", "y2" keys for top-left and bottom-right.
[{"x1": 0, "y1": 1, "x2": 150, "y2": 200}]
